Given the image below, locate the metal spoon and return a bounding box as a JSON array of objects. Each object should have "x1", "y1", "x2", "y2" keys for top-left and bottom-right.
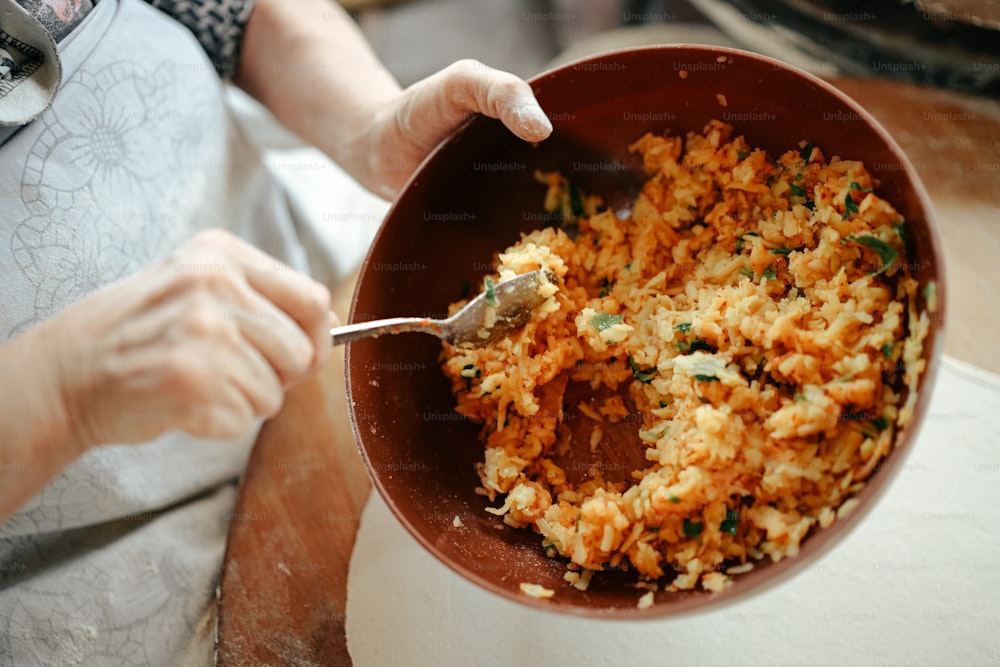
[{"x1": 330, "y1": 270, "x2": 552, "y2": 348}]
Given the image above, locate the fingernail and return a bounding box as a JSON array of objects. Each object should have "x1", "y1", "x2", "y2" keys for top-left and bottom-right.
[{"x1": 514, "y1": 102, "x2": 553, "y2": 139}]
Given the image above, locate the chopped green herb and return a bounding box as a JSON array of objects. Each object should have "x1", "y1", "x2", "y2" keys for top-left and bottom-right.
[
  {"x1": 844, "y1": 235, "x2": 899, "y2": 276},
  {"x1": 682, "y1": 518, "x2": 704, "y2": 538},
  {"x1": 639, "y1": 423, "x2": 669, "y2": 443},
  {"x1": 804, "y1": 200, "x2": 816, "y2": 211},
  {"x1": 639, "y1": 427, "x2": 663, "y2": 443},
  {"x1": 659, "y1": 400, "x2": 668, "y2": 408},
  {"x1": 737, "y1": 149, "x2": 750, "y2": 161},
  {"x1": 668, "y1": 494, "x2": 681, "y2": 504},
  {"x1": 720, "y1": 509, "x2": 740, "y2": 535},
  {"x1": 628, "y1": 355, "x2": 656, "y2": 383},
  {"x1": 770, "y1": 247, "x2": 794, "y2": 255},
  {"x1": 893, "y1": 218, "x2": 913, "y2": 262},
  {"x1": 562, "y1": 221, "x2": 580, "y2": 241},
  {"x1": 842, "y1": 192, "x2": 859, "y2": 219},
  {"x1": 800, "y1": 143, "x2": 814, "y2": 162},
  {"x1": 762, "y1": 264, "x2": 777, "y2": 280},
  {"x1": 693, "y1": 338, "x2": 716, "y2": 354},
  {"x1": 873, "y1": 415, "x2": 889, "y2": 431},
  {"x1": 850, "y1": 181, "x2": 874, "y2": 193},
  {"x1": 625, "y1": 262, "x2": 633, "y2": 270},
  {"x1": 484, "y1": 277, "x2": 498, "y2": 307},
  {"x1": 673, "y1": 322, "x2": 692, "y2": 334},
  {"x1": 794, "y1": 393, "x2": 807, "y2": 402},
  {"x1": 858, "y1": 423, "x2": 878, "y2": 438},
  {"x1": 598, "y1": 276, "x2": 612, "y2": 298},
  {"x1": 567, "y1": 181, "x2": 585, "y2": 217},
  {"x1": 674, "y1": 338, "x2": 716, "y2": 354},
  {"x1": 738, "y1": 267, "x2": 755, "y2": 278},
  {"x1": 589, "y1": 311, "x2": 624, "y2": 332},
  {"x1": 893, "y1": 218, "x2": 906, "y2": 241},
  {"x1": 789, "y1": 183, "x2": 807, "y2": 198},
  {"x1": 694, "y1": 374, "x2": 719, "y2": 382},
  {"x1": 881, "y1": 342, "x2": 894, "y2": 359}
]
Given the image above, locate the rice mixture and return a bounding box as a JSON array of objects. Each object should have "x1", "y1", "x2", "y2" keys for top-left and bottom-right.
[{"x1": 441, "y1": 120, "x2": 932, "y2": 593}]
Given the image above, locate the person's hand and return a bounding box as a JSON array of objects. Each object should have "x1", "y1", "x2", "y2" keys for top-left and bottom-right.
[
  {"x1": 236, "y1": 0, "x2": 552, "y2": 200},
  {"x1": 45, "y1": 229, "x2": 332, "y2": 449},
  {"x1": 345, "y1": 60, "x2": 553, "y2": 198}
]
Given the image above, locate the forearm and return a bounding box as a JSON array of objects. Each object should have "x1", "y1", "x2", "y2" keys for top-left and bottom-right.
[
  {"x1": 0, "y1": 322, "x2": 82, "y2": 522},
  {"x1": 235, "y1": 0, "x2": 551, "y2": 198},
  {"x1": 234, "y1": 0, "x2": 401, "y2": 172}
]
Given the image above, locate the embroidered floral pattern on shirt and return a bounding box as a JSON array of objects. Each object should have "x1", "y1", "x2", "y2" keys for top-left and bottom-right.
[{"x1": 9, "y1": 57, "x2": 218, "y2": 331}]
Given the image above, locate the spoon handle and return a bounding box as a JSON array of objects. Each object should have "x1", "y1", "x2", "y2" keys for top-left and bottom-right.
[{"x1": 330, "y1": 316, "x2": 444, "y2": 346}]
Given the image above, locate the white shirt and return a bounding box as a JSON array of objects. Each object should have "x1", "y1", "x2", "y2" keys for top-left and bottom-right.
[{"x1": 0, "y1": 0, "x2": 384, "y2": 663}]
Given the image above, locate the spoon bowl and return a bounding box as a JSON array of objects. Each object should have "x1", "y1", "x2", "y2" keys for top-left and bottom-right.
[{"x1": 330, "y1": 270, "x2": 551, "y2": 348}]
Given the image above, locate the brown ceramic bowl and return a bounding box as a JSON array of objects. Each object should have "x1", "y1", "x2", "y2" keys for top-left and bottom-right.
[{"x1": 346, "y1": 45, "x2": 945, "y2": 619}]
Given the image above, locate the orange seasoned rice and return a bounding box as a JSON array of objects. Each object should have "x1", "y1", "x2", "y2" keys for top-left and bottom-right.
[{"x1": 440, "y1": 120, "x2": 931, "y2": 593}]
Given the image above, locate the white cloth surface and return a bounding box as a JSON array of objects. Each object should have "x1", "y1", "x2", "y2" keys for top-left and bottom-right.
[{"x1": 347, "y1": 355, "x2": 1000, "y2": 666}]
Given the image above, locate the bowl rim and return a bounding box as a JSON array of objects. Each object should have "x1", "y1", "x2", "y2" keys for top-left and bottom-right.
[{"x1": 347, "y1": 43, "x2": 947, "y2": 619}]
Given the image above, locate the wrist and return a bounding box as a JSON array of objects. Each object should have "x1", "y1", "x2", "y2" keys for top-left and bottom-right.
[
  {"x1": 29, "y1": 316, "x2": 92, "y2": 458},
  {"x1": 322, "y1": 98, "x2": 402, "y2": 196},
  {"x1": 0, "y1": 321, "x2": 90, "y2": 520}
]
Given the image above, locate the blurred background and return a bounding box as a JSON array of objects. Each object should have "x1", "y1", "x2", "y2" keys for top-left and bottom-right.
[{"x1": 342, "y1": 0, "x2": 1000, "y2": 97}]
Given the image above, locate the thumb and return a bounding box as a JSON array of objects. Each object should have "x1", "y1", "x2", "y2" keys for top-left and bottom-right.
[{"x1": 398, "y1": 59, "x2": 553, "y2": 148}]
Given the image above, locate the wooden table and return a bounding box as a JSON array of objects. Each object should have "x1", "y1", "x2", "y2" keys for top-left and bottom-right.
[{"x1": 215, "y1": 78, "x2": 1000, "y2": 666}]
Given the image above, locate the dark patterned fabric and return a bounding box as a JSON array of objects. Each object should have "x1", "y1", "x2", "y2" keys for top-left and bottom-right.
[
  {"x1": 9, "y1": 0, "x2": 256, "y2": 79},
  {"x1": 16, "y1": 0, "x2": 93, "y2": 42},
  {"x1": 144, "y1": 0, "x2": 256, "y2": 79}
]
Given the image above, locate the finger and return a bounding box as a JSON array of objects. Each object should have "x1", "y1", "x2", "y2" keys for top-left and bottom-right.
[
  {"x1": 400, "y1": 60, "x2": 553, "y2": 148},
  {"x1": 209, "y1": 234, "x2": 332, "y2": 375},
  {"x1": 466, "y1": 66, "x2": 553, "y2": 142},
  {"x1": 175, "y1": 374, "x2": 258, "y2": 441},
  {"x1": 223, "y1": 337, "x2": 286, "y2": 421},
  {"x1": 200, "y1": 332, "x2": 285, "y2": 425},
  {"x1": 170, "y1": 300, "x2": 287, "y2": 421},
  {"x1": 230, "y1": 285, "x2": 317, "y2": 388},
  {"x1": 128, "y1": 329, "x2": 283, "y2": 440}
]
